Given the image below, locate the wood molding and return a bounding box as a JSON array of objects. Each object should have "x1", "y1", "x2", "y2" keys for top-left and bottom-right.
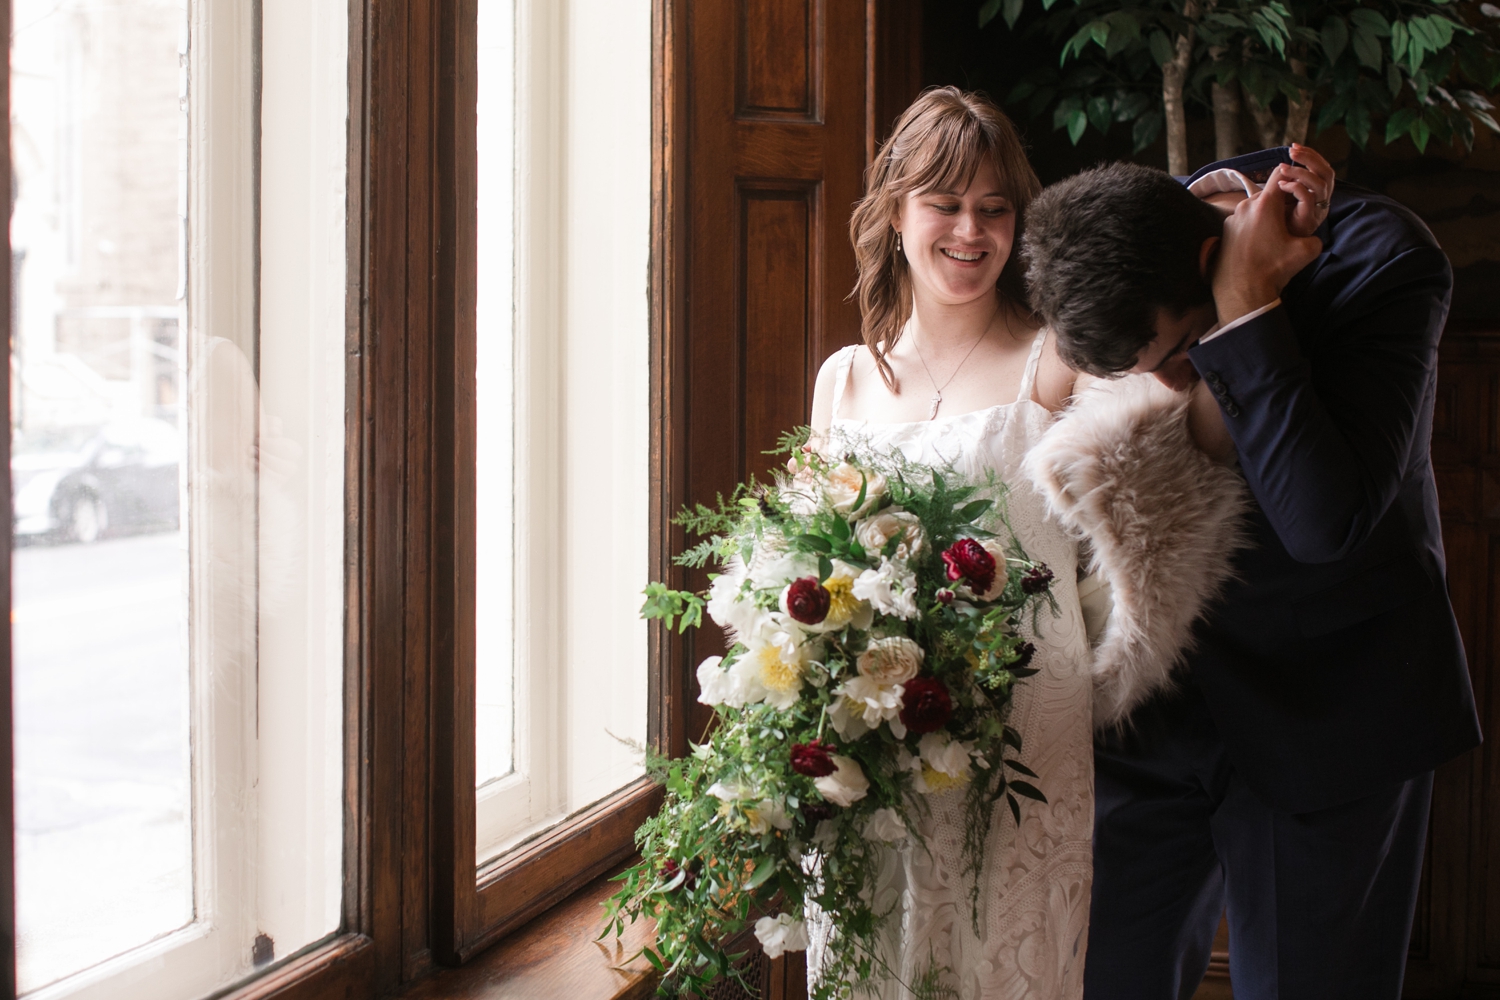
[
  {"x1": 214, "y1": 935, "x2": 375, "y2": 1000},
  {"x1": 463, "y1": 780, "x2": 665, "y2": 962}
]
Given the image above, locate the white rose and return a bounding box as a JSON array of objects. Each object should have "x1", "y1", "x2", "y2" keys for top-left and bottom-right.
[
  {"x1": 746, "y1": 798, "x2": 794, "y2": 834},
  {"x1": 919, "y1": 731, "x2": 975, "y2": 777},
  {"x1": 855, "y1": 509, "x2": 926, "y2": 558},
  {"x1": 863, "y1": 807, "x2": 908, "y2": 843},
  {"x1": 825, "y1": 462, "x2": 886, "y2": 516},
  {"x1": 812, "y1": 818, "x2": 839, "y2": 850},
  {"x1": 813, "y1": 754, "x2": 870, "y2": 807},
  {"x1": 696, "y1": 656, "x2": 735, "y2": 706},
  {"x1": 853, "y1": 557, "x2": 920, "y2": 620},
  {"x1": 832, "y1": 675, "x2": 908, "y2": 739},
  {"x1": 747, "y1": 546, "x2": 818, "y2": 591},
  {"x1": 706, "y1": 559, "x2": 768, "y2": 640},
  {"x1": 707, "y1": 778, "x2": 755, "y2": 802},
  {"x1": 754, "y1": 913, "x2": 810, "y2": 959},
  {"x1": 857, "y1": 636, "x2": 924, "y2": 686}
]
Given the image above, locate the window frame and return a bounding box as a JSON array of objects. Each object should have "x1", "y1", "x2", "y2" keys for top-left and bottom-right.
[
  {"x1": 426, "y1": 0, "x2": 677, "y2": 963},
  {"x1": 0, "y1": 0, "x2": 735, "y2": 997}
]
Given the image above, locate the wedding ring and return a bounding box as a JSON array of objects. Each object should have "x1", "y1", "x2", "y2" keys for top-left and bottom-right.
[{"x1": 1315, "y1": 199, "x2": 1330, "y2": 209}]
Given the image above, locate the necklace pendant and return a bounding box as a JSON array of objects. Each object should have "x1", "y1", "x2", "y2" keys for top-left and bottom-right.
[{"x1": 928, "y1": 393, "x2": 942, "y2": 420}]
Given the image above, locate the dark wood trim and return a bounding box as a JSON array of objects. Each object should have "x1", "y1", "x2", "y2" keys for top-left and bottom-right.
[
  {"x1": 464, "y1": 779, "x2": 664, "y2": 962},
  {"x1": 429, "y1": 0, "x2": 480, "y2": 967},
  {"x1": 216, "y1": 935, "x2": 375, "y2": 1000}
]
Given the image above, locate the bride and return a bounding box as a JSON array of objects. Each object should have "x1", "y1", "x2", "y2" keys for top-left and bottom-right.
[{"x1": 805, "y1": 87, "x2": 1093, "y2": 1000}]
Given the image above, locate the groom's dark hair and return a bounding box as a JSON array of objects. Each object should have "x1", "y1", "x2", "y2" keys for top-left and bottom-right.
[{"x1": 1023, "y1": 162, "x2": 1223, "y2": 376}]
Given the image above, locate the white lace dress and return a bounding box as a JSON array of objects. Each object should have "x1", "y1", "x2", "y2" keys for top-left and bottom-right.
[{"x1": 809, "y1": 332, "x2": 1094, "y2": 1000}]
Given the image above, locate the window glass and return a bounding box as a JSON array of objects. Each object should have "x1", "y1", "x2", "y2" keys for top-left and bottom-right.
[
  {"x1": 11, "y1": 0, "x2": 347, "y2": 995},
  {"x1": 11, "y1": 0, "x2": 192, "y2": 987},
  {"x1": 474, "y1": 0, "x2": 650, "y2": 867}
]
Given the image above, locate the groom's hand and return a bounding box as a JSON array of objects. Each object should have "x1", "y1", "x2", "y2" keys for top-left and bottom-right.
[{"x1": 1213, "y1": 176, "x2": 1324, "y2": 326}]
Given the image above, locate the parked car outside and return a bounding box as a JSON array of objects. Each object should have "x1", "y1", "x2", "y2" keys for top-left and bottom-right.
[{"x1": 12, "y1": 419, "x2": 182, "y2": 544}]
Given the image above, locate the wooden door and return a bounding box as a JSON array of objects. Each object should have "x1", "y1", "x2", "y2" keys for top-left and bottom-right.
[{"x1": 662, "y1": 0, "x2": 920, "y2": 745}]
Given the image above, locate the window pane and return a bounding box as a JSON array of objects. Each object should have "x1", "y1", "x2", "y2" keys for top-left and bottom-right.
[
  {"x1": 11, "y1": 0, "x2": 192, "y2": 989},
  {"x1": 11, "y1": 0, "x2": 347, "y2": 995},
  {"x1": 476, "y1": 0, "x2": 516, "y2": 789},
  {"x1": 474, "y1": 0, "x2": 649, "y2": 866}
]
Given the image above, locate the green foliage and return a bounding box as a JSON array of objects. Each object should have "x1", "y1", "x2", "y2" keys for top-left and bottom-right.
[
  {"x1": 608, "y1": 427, "x2": 1058, "y2": 998},
  {"x1": 982, "y1": 0, "x2": 1500, "y2": 160}
]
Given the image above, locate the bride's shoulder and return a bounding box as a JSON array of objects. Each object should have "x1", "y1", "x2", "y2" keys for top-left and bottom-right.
[
  {"x1": 1033, "y1": 328, "x2": 1081, "y2": 413},
  {"x1": 810, "y1": 344, "x2": 865, "y2": 431}
]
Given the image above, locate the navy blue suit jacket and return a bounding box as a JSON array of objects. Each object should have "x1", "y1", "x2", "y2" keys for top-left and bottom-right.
[{"x1": 1179, "y1": 152, "x2": 1481, "y2": 814}]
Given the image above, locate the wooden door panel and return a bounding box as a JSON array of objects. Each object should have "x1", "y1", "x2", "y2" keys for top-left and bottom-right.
[
  {"x1": 742, "y1": 186, "x2": 815, "y2": 482},
  {"x1": 738, "y1": 0, "x2": 818, "y2": 119},
  {"x1": 680, "y1": 0, "x2": 869, "y2": 745}
]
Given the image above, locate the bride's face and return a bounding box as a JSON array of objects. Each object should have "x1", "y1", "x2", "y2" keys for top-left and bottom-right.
[{"x1": 894, "y1": 157, "x2": 1015, "y2": 308}]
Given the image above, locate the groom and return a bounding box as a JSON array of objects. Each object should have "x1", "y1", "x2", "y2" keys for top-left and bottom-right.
[{"x1": 1023, "y1": 148, "x2": 1482, "y2": 999}]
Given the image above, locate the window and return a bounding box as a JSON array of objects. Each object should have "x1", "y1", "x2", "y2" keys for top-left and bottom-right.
[
  {"x1": 473, "y1": 0, "x2": 652, "y2": 866},
  {"x1": 10, "y1": 1, "x2": 347, "y2": 996}
]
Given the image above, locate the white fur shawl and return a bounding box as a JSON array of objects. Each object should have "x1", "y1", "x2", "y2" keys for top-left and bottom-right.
[{"x1": 1022, "y1": 375, "x2": 1252, "y2": 731}]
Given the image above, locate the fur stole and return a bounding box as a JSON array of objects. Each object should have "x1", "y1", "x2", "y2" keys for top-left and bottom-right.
[{"x1": 1022, "y1": 375, "x2": 1252, "y2": 731}]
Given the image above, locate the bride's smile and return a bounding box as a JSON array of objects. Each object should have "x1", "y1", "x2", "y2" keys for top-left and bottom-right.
[{"x1": 894, "y1": 155, "x2": 1015, "y2": 307}]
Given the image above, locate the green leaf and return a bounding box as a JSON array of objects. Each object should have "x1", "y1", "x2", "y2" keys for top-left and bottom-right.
[
  {"x1": 1352, "y1": 26, "x2": 1384, "y2": 70},
  {"x1": 1321, "y1": 18, "x2": 1348, "y2": 64},
  {"x1": 1088, "y1": 19, "x2": 1111, "y2": 48},
  {"x1": 1347, "y1": 102, "x2": 1372, "y2": 148},
  {"x1": 1087, "y1": 95, "x2": 1112, "y2": 134},
  {"x1": 1411, "y1": 115, "x2": 1431, "y2": 152},
  {"x1": 958, "y1": 498, "x2": 994, "y2": 522},
  {"x1": 1006, "y1": 80, "x2": 1036, "y2": 105},
  {"x1": 1053, "y1": 95, "x2": 1082, "y2": 131},
  {"x1": 1473, "y1": 108, "x2": 1500, "y2": 134},
  {"x1": 978, "y1": 0, "x2": 1003, "y2": 26},
  {"x1": 1007, "y1": 793, "x2": 1022, "y2": 826},
  {"x1": 1387, "y1": 61, "x2": 1403, "y2": 97},
  {"x1": 818, "y1": 554, "x2": 833, "y2": 581},
  {"x1": 746, "y1": 856, "x2": 777, "y2": 889},
  {"x1": 1004, "y1": 758, "x2": 1041, "y2": 778},
  {"x1": 1010, "y1": 779, "x2": 1048, "y2": 802},
  {"x1": 1132, "y1": 109, "x2": 1164, "y2": 152},
  {"x1": 1385, "y1": 106, "x2": 1418, "y2": 144},
  {"x1": 1149, "y1": 30, "x2": 1174, "y2": 67},
  {"x1": 830, "y1": 514, "x2": 851, "y2": 541},
  {"x1": 1349, "y1": 9, "x2": 1391, "y2": 36},
  {"x1": 1067, "y1": 108, "x2": 1088, "y2": 144},
  {"x1": 1003, "y1": 0, "x2": 1025, "y2": 29},
  {"x1": 1391, "y1": 21, "x2": 1410, "y2": 67},
  {"x1": 796, "y1": 533, "x2": 833, "y2": 554}
]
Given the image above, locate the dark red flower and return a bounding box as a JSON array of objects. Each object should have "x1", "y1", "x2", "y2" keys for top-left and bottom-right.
[
  {"x1": 790, "y1": 739, "x2": 837, "y2": 777},
  {"x1": 1020, "y1": 564, "x2": 1054, "y2": 595},
  {"x1": 935, "y1": 588, "x2": 955, "y2": 605},
  {"x1": 942, "y1": 538, "x2": 996, "y2": 595},
  {"x1": 801, "y1": 802, "x2": 836, "y2": 823},
  {"x1": 784, "y1": 576, "x2": 832, "y2": 625},
  {"x1": 1013, "y1": 641, "x2": 1036, "y2": 668},
  {"x1": 899, "y1": 676, "x2": 953, "y2": 735}
]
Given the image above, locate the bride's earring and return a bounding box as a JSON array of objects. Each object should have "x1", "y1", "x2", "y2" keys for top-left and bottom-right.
[{"x1": 895, "y1": 231, "x2": 903, "y2": 252}]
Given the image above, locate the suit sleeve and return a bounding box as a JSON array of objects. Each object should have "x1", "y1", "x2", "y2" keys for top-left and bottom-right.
[{"x1": 1187, "y1": 245, "x2": 1451, "y2": 564}]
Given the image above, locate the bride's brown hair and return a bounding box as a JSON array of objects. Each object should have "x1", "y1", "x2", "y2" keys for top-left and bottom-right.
[{"x1": 849, "y1": 87, "x2": 1041, "y2": 390}]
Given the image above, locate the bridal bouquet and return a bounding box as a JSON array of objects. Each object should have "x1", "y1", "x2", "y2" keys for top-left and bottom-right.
[{"x1": 604, "y1": 431, "x2": 1055, "y2": 999}]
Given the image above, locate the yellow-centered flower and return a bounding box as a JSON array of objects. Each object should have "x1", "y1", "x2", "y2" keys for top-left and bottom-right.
[{"x1": 754, "y1": 643, "x2": 803, "y2": 694}]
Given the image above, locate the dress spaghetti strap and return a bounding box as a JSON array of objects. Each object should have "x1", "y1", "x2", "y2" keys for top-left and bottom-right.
[
  {"x1": 1016, "y1": 328, "x2": 1048, "y2": 405},
  {"x1": 829, "y1": 345, "x2": 859, "y2": 421}
]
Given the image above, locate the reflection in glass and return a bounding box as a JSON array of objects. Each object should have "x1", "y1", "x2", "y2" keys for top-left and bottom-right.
[
  {"x1": 476, "y1": 0, "x2": 517, "y2": 789},
  {"x1": 10, "y1": 0, "x2": 191, "y2": 990}
]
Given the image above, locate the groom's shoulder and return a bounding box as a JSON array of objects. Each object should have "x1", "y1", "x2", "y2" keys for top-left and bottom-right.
[{"x1": 1327, "y1": 181, "x2": 1444, "y2": 263}]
